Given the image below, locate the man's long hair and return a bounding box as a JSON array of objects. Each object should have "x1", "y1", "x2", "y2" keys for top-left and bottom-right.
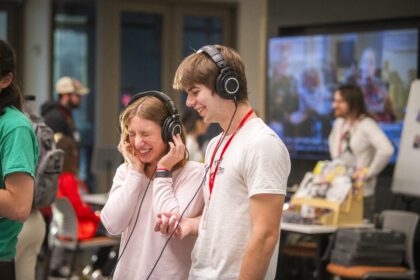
[{"x1": 337, "y1": 85, "x2": 372, "y2": 119}]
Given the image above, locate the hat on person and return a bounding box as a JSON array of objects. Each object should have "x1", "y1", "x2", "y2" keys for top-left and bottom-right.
[{"x1": 55, "y1": 76, "x2": 89, "y2": 95}]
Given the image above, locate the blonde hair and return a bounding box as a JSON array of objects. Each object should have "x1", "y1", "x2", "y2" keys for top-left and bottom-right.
[{"x1": 120, "y1": 95, "x2": 187, "y2": 170}]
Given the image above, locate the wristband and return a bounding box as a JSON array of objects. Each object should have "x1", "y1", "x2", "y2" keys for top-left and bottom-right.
[{"x1": 156, "y1": 169, "x2": 172, "y2": 178}]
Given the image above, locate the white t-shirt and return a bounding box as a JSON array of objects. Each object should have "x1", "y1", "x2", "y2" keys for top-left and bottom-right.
[{"x1": 189, "y1": 118, "x2": 290, "y2": 280}]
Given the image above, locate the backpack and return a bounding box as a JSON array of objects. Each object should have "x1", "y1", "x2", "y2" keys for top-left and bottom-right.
[{"x1": 25, "y1": 110, "x2": 64, "y2": 209}]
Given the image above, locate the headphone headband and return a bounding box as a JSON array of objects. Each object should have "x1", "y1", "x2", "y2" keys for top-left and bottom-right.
[
  {"x1": 126, "y1": 90, "x2": 181, "y2": 143},
  {"x1": 197, "y1": 45, "x2": 227, "y2": 69},
  {"x1": 127, "y1": 90, "x2": 178, "y2": 117}
]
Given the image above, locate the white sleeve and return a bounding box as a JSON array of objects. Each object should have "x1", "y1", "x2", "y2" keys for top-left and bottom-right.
[
  {"x1": 329, "y1": 119, "x2": 341, "y2": 159},
  {"x1": 152, "y1": 162, "x2": 205, "y2": 217},
  {"x1": 152, "y1": 177, "x2": 179, "y2": 214},
  {"x1": 242, "y1": 135, "x2": 290, "y2": 197},
  {"x1": 363, "y1": 119, "x2": 394, "y2": 178},
  {"x1": 101, "y1": 164, "x2": 147, "y2": 235}
]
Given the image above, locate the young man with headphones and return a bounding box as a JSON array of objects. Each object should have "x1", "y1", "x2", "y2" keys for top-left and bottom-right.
[
  {"x1": 100, "y1": 91, "x2": 204, "y2": 279},
  {"x1": 157, "y1": 45, "x2": 291, "y2": 279}
]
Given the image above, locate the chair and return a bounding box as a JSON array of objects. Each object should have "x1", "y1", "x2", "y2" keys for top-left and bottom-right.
[
  {"x1": 327, "y1": 210, "x2": 419, "y2": 279},
  {"x1": 49, "y1": 197, "x2": 120, "y2": 278},
  {"x1": 278, "y1": 240, "x2": 318, "y2": 279}
]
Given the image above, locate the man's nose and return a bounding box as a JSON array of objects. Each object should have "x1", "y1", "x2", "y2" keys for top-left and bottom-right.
[{"x1": 186, "y1": 93, "x2": 195, "y2": 107}]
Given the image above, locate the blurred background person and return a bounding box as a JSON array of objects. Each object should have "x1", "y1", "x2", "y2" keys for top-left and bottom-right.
[
  {"x1": 40, "y1": 76, "x2": 91, "y2": 265},
  {"x1": 321, "y1": 59, "x2": 338, "y2": 94},
  {"x1": 328, "y1": 85, "x2": 394, "y2": 221},
  {"x1": 49, "y1": 135, "x2": 112, "y2": 278},
  {"x1": 381, "y1": 59, "x2": 407, "y2": 121},
  {"x1": 0, "y1": 39, "x2": 38, "y2": 280},
  {"x1": 269, "y1": 61, "x2": 299, "y2": 121},
  {"x1": 268, "y1": 45, "x2": 299, "y2": 139},
  {"x1": 289, "y1": 67, "x2": 332, "y2": 138},
  {"x1": 344, "y1": 59, "x2": 360, "y2": 86},
  {"x1": 41, "y1": 76, "x2": 89, "y2": 143},
  {"x1": 269, "y1": 109, "x2": 286, "y2": 140},
  {"x1": 357, "y1": 47, "x2": 395, "y2": 122},
  {"x1": 181, "y1": 107, "x2": 208, "y2": 162}
]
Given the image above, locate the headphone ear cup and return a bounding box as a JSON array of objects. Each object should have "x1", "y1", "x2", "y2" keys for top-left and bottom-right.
[
  {"x1": 161, "y1": 117, "x2": 172, "y2": 143},
  {"x1": 169, "y1": 120, "x2": 182, "y2": 141},
  {"x1": 162, "y1": 117, "x2": 182, "y2": 143},
  {"x1": 216, "y1": 68, "x2": 240, "y2": 100}
]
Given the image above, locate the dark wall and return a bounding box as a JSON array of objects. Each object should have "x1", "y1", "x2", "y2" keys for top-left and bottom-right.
[{"x1": 267, "y1": 0, "x2": 420, "y2": 38}]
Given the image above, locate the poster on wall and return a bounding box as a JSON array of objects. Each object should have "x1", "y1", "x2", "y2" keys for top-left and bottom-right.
[{"x1": 391, "y1": 80, "x2": 420, "y2": 197}]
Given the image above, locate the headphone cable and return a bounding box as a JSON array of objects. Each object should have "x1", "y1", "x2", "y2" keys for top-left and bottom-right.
[
  {"x1": 109, "y1": 167, "x2": 156, "y2": 279},
  {"x1": 147, "y1": 102, "x2": 238, "y2": 279},
  {"x1": 146, "y1": 165, "x2": 209, "y2": 280}
]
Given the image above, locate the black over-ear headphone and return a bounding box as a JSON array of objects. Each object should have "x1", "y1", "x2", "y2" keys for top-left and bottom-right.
[
  {"x1": 197, "y1": 45, "x2": 241, "y2": 100},
  {"x1": 127, "y1": 91, "x2": 182, "y2": 143}
]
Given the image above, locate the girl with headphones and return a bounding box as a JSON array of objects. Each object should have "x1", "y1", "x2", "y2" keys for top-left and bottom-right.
[{"x1": 100, "y1": 91, "x2": 204, "y2": 279}]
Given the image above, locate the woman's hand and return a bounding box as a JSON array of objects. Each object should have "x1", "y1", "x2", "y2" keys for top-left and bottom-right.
[
  {"x1": 118, "y1": 135, "x2": 145, "y2": 173},
  {"x1": 154, "y1": 212, "x2": 193, "y2": 239},
  {"x1": 157, "y1": 134, "x2": 185, "y2": 171}
]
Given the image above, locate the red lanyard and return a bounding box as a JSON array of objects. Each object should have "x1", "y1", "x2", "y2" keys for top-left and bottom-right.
[
  {"x1": 338, "y1": 119, "x2": 354, "y2": 154},
  {"x1": 208, "y1": 109, "x2": 254, "y2": 196}
]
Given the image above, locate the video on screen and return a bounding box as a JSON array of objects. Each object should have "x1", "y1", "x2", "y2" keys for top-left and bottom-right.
[{"x1": 267, "y1": 28, "x2": 418, "y2": 161}]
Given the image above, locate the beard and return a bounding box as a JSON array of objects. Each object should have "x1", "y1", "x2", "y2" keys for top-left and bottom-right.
[
  {"x1": 68, "y1": 99, "x2": 81, "y2": 109},
  {"x1": 334, "y1": 109, "x2": 346, "y2": 118}
]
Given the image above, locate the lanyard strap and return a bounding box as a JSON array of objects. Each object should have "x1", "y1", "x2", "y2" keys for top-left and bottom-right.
[
  {"x1": 338, "y1": 119, "x2": 354, "y2": 154},
  {"x1": 208, "y1": 109, "x2": 254, "y2": 196}
]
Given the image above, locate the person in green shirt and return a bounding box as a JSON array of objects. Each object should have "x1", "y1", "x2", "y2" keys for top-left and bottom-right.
[{"x1": 0, "y1": 40, "x2": 38, "y2": 280}]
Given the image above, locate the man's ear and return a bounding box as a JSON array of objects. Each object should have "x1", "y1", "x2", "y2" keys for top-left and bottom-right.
[{"x1": 0, "y1": 72, "x2": 13, "y2": 89}]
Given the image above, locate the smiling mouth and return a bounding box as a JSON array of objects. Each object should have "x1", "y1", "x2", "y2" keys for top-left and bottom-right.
[{"x1": 138, "y1": 148, "x2": 151, "y2": 156}]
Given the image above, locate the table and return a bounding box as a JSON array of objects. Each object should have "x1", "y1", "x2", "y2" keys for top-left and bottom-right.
[
  {"x1": 82, "y1": 193, "x2": 109, "y2": 206},
  {"x1": 281, "y1": 222, "x2": 339, "y2": 234},
  {"x1": 278, "y1": 222, "x2": 374, "y2": 280}
]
